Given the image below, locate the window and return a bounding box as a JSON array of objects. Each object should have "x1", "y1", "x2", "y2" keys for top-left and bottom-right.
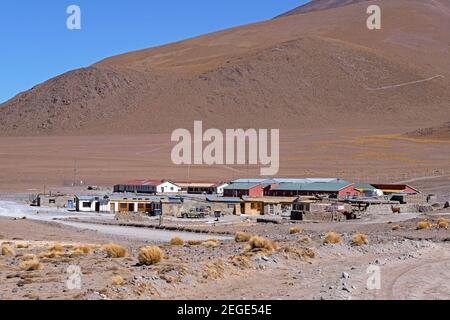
[
  {"x1": 49, "y1": 199, "x2": 56, "y2": 204},
  {"x1": 82, "y1": 202, "x2": 91, "y2": 208}
]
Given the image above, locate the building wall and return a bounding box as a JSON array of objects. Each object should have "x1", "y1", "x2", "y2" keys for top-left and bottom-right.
[{"x1": 157, "y1": 182, "x2": 181, "y2": 194}]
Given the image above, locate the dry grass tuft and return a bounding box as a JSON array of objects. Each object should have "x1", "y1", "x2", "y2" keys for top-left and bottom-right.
[
  {"x1": 1, "y1": 245, "x2": 15, "y2": 256},
  {"x1": 19, "y1": 259, "x2": 42, "y2": 271},
  {"x1": 229, "y1": 255, "x2": 254, "y2": 269},
  {"x1": 138, "y1": 246, "x2": 163, "y2": 265},
  {"x1": 290, "y1": 227, "x2": 302, "y2": 235},
  {"x1": 187, "y1": 240, "x2": 204, "y2": 246},
  {"x1": 48, "y1": 244, "x2": 64, "y2": 253},
  {"x1": 246, "y1": 236, "x2": 277, "y2": 253},
  {"x1": 298, "y1": 236, "x2": 312, "y2": 244},
  {"x1": 323, "y1": 232, "x2": 342, "y2": 244},
  {"x1": 72, "y1": 245, "x2": 91, "y2": 255},
  {"x1": 351, "y1": 233, "x2": 369, "y2": 246},
  {"x1": 203, "y1": 240, "x2": 219, "y2": 248},
  {"x1": 417, "y1": 220, "x2": 432, "y2": 230},
  {"x1": 282, "y1": 247, "x2": 315, "y2": 260},
  {"x1": 235, "y1": 231, "x2": 252, "y2": 243},
  {"x1": 438, "y1": 218, "x2": 449, "y2": 229},
  {"x1": 111, "y1": 275, "x2": 124, "y2": 286},
  {"x1": 391, "y1": 224, "x2": 401, "y2": 231},
  {"x1": 21, "y1": 254, "x2": 37, "y2": 261},
  {"x1": 16, "y1": 242, "x2": 29, "y2": 249},
  {"x1": 202, "y1": 260, "x2": 225, "y2": 280},
  {"x1": 38, "y1": 251, "x2": 61, "y2": 259},
  {"x1": 170, "y1": 236, "x2": 184, "y2": 246},
  {"x1": 103, "y1": 244, "x2": 128, "y2": 258}
]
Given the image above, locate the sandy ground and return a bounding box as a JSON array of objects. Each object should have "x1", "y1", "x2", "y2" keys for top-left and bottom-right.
[
  {"x1": 0, "y1": 127, "x2": 449, "y2": 194},
  {"x1": 1, "y1": 199, "x2": 449, "y2": 300}
]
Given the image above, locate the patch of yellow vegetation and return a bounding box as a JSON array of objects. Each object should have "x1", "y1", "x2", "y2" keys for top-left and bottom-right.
[
  {"x1": 290, "y1": 227, "x2": 302, "y2": 235},
  {"x1": 417, "y1": 220, "x2": 432, "y2": 230},
  {"x1": 323, "y1": 232, "x2": 342, "y2": 244},
  {"x1": 170, "y1": 236, "x2": 184, "y2": 246},
  {"x1": 235, "y1": 232, "x2": 252, "y2": 243},
  {"x1": 103, "y1": 244, "x2": 128, "y2": 258},
  {"x1": 111, "y1": 275, "x2": 125, "y2": 286},
  {"x1": 138, "y1": 246, "x2": 163, "y2": 265},
  {"x1": 351, "y1": 233, "x2": 369, "y2": 246}
]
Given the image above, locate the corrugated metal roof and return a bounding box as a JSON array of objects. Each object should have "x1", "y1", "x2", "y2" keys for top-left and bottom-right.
[
  {"x1": 354, "y1": 183, "x2": 377, "y2": 191},
  {"x1": 224, "y1": 183, "x2": 261, "y2": 190},
  {"x1": 206, "y1": 196, "x2": 243, "y2": 203},
  {"x1": 271, "y1": 182, "x2": 352, "y2": 192}
]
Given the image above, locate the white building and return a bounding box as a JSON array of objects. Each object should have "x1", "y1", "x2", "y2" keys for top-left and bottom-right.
[
  {"x1": 75, "y1": 196, "x2": 110, "y2": 213},
  {"x1": 156, "y1": 181, "x2": 182, "y2": 194},
  {"x1": 214, "y1": 183, "x2": 229, "y2": 195}
]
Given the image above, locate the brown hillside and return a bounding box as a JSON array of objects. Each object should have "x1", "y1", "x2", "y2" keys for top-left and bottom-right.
[{"x1": 0, "y1": 0, "x2": 449, "y2": 136}]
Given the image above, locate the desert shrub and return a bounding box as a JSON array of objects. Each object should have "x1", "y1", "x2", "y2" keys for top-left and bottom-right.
[
  {"x1": 1, "y1": 245, "x2": 15, "y2": 256},
  {"x1": 391, "y1": 224, "x2": 401, "y2": 231},
  {"x1": 229, "y1": 255, "x2": 254, "y2": 269},
  {"x1": 246, "y1": 236, "x2": 277, "y2": 252},
  {"x1": 187, "y1": 240, "x2": 204, "y2": 246},
  {"x1": 203, "y1": 239, "x2": 219, "y2": 248},
  {"x1": 111, "y1": 275, "x2": 124, "y2": 286},
  {"x1": 138, "y1": 246, "x2": 163, "y2": 265},
  {"x1": 21, "y1": 254, "x2": 37, "y2": 261},
  {"x1": 351, "y1": 233, "x2": 369, "y2": 246},
  {"x1": 170, "y1": 236, "x2": 184, "y2": 246},
  {"x1": 290, "y1": 227, "x2": 301, "y2": 235},
  {"x1": 417, "y1": 220, "x2": 432, "y2": 230},
  {"x1": 298, "y1": 236, "x2": 312, "y2": 244},
  {"x1": 438, "y1": 218, "x2": 449, "y2": 229},
  {"x1": 48, "y1": 244, "x2": 64, "y2": 253},
  {"x1": 235, "y1": 232, "x2": 252, "y2": 243},
  {"x1": 19, "y1": 259, "x2": 42, "y2": 271},
  {"x1": 202, "y1": 260, "x2": 225, "y2": 280},
  {"x1": 73, "y1": 245, "x2": 91, "y2": 255},
  {"x1": 282, "y1": 247, "x2": 315, "y2": 259},
  {"x1": 16, "y1": 242, "x2": 29, "y2": 249},
  {"x1": 323, "y1": 232, "x2": 342, "y2": 244},
  {"x1": 103, "y1": 244, "x2": 128, "y2": 258}
]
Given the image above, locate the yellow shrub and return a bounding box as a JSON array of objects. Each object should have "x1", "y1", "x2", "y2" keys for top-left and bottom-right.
[
  {"x1": 188, "y1": 240, "x2": 204, "y2": 246},
  {"x1": 21, "y1": 254, "x2": 37, "y2": 261},
  {"x1": 438, "y1": 218, "x2": 449, "y2": 229},
  {"x1": 235, "y1": 232, "x2": 252, "y2": 243},
  {"x1": 111, "y1": 275, "x2": 124, "y2": 286},
  {"x1": 351, "y1": 233, "x2": 369, "y2": 246},
  {"x1": 19, "y1": 259, "x2": 42, "y2": 271},
  {"x1": 1, "y1": 245, "x2": 15, "y2": 256},
  {"x1": 323, "y1": 232, "x2": 342, "y2": 244},
  {"x1": 103, "y1": 244, "x2": 128, "y2": 258},
  {"x1": 138, "y1": 246, "x2": 163, "y2": 265},
  {"x1": 391, "y1": 224, "x2": 401, "y2": 231},
  {"x1": 16, "y1": 242, "x2": 29, "y2": 249},
  {"x1": 417, "y1": 221, "x2": 432, "y2": 230},
  {"x1": 73, "y1": 245, "x2": 91, "y2": 255},
  {"x1": 48, "y1": 244, "x2": 64, "y2": 253},
  {"x1": 246, "y1": 236, "x2": 277, "y2": 252},
  {"x1": 298, "y1": 236, "x2": 312, "y2": 244},
  {"x1": 290, "y1": 227, "x2": 301, "y2": 235},
  {"x1": 203, "y1": 239, "x2": 219, "y2": 248},
  {"x1": 170, "y1": 236, "x2": 184, "y2": 246}
]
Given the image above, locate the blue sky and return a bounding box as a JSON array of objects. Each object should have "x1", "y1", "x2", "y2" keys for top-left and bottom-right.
[{"x1": 0, "y1": 0, "x2": 307, "y2": 103}]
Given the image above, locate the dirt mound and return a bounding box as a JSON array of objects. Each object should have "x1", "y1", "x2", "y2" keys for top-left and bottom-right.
[{"x1": 406, "y1": 122, "x2": 450, "y2": 140}]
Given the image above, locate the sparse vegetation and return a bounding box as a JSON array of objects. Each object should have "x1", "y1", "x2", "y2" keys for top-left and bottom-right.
[
  {"x1": 392, "y1": 224, "x2": 401, "y2": 231},
  {"x1": 103, "y1": 243, "x2": 128, "y2": 258},
  {"x1": 438, "y1": 218, "x2": 449, "y2": 229},
  {"x1": 245, "y1": 236, "x2": 277, "y2": 253},
  {"x1": 351, "y1": 233, "x2": 369, "y2": 246},
  {"x1": 138, "y1": 246, "x2": 163, "y2": 265},
  {"x1": 16, "y1": 242, "x2": 29, "y2": 249},
  {"x1": 170, "y1": 236, "x2": 184, "y2": 246},
  {"x1": 203, "y1": 239, "x2": 219, "y2": 248},
  {"x1": 235, "y1": 231, "x2": 252, "y2": 243},
  {"x1": 72, "y1": 245, "x2": 91, "y2": 255},
  {"x1": 417, "y1": 220, "x2": 432, "y2": 230},
  {"x1": 19, "y1": 258, "x2": 42, "y2": 271},
  {"x1": 21, "y1": 254, "x2": 37, "y2": 261},
  {"x1": 188, "y1": 240, "x2": 204, "y2": 246},
  {"x1": 323, "y1": 232, "x2": 342, "y2": 244},
  {"x1": 48, "y1": 244, "x2": 64, "y2": 253},
  {"x1": 282, "y1": 247, "x2": 315, "y2": 260},
  {"x1": 290, "y1": 227, "x2": 302, "y2": 235},
  {"x1": 298, "y1": 236, "x2": 312, "y2": 244},
  {"x1": 111, "y1": 275, "x2": 125, "y2": 286},
  {"x1": 1, "y1": 245, "x2": 15, "y2": 256}
]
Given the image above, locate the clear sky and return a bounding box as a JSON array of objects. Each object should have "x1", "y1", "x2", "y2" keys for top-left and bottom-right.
[{"x1": 0, "y1": 0, "x2": 308, "y2": 103}]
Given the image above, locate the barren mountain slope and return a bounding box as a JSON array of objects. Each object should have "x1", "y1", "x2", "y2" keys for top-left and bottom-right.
[{"x1": 0, "y1": 0, "x2": 449, "y2": 136}]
